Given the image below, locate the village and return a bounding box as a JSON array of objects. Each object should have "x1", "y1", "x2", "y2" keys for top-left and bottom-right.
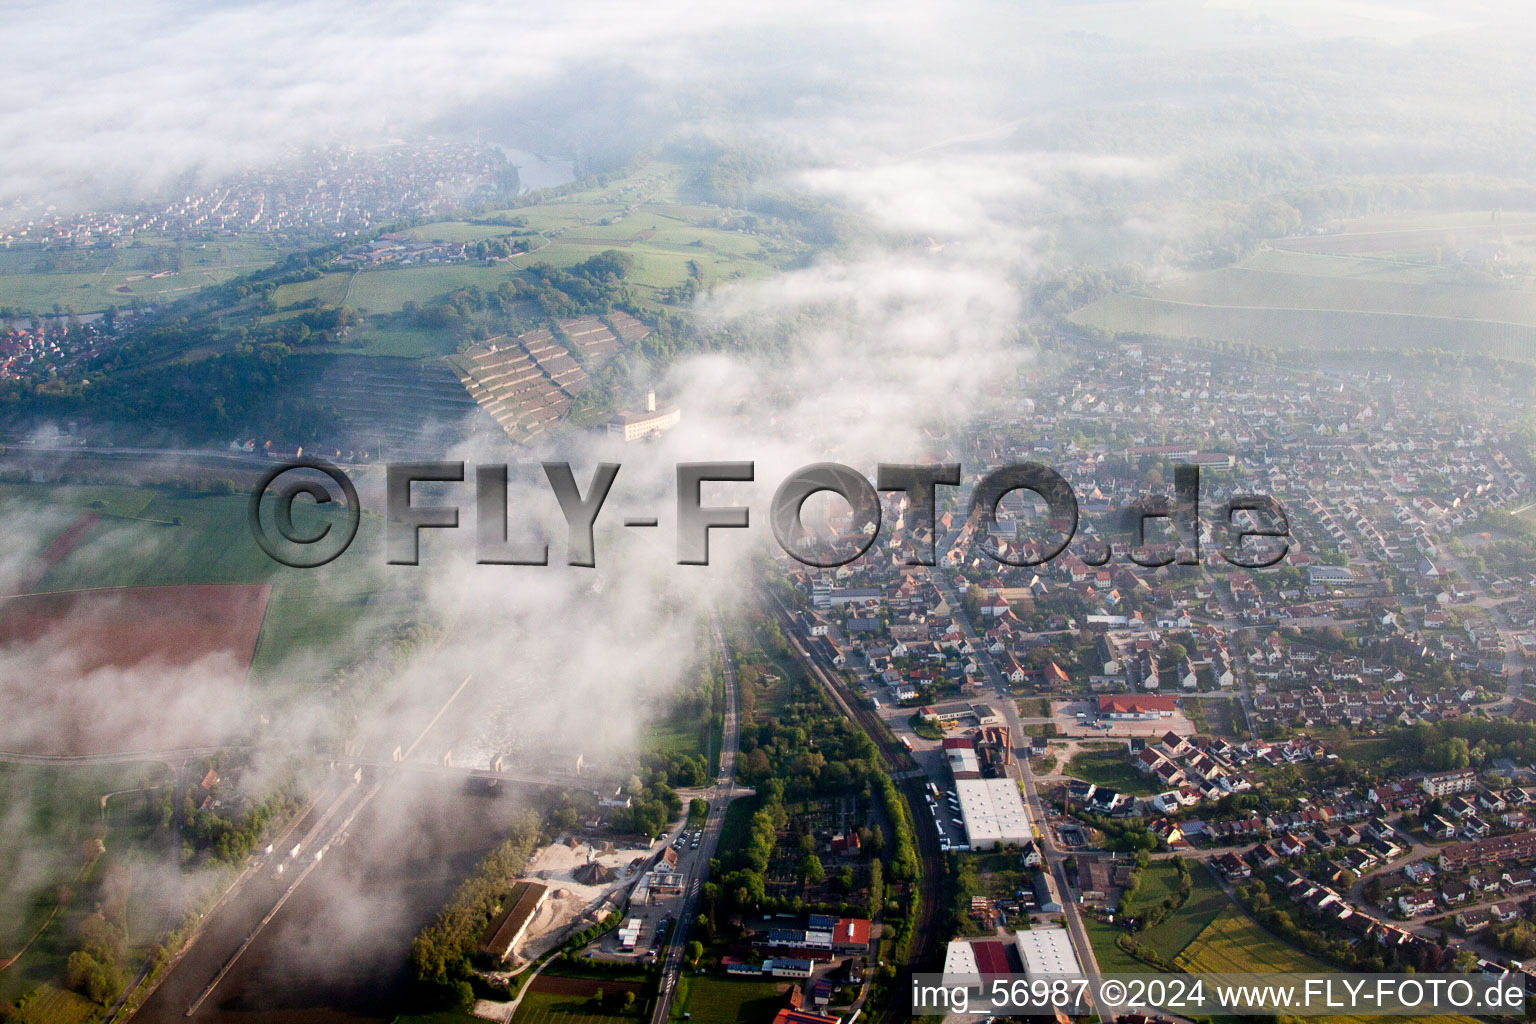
[
  {"x1": 771, "y1": 333, "x2": 1536, "y2": 990},
  {"x1": 0, "y1": 140, "x2": 512, "y2": 249}
]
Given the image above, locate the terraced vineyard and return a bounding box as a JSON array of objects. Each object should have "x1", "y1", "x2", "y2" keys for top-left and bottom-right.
[{"x1": 449, "y1": 314, "x2": 646, "y2": 442}]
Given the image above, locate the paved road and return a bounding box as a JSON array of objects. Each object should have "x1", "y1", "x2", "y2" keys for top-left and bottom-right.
[
  {"x1": 1202, "y1": 569, "x2": 1258, "y2": 737},
  {"x1": 1439, "y1": 547, "x2": 1528, "y2": 702},
  {"x1": 120, "y1": 775, "x2": 357, "y2": 1021},
  {"x1": 0, "y1": 746, "x2": 252, "y2": 766},
  {"x1": 183, "y1": 777, "x2": 382, "y2": 1017},
  {"x1": 926, "y1": 566, "x2": 1108, "y2": 1023},
  {"x1": 650, "y1": 611, "x2": 744, "y2": 1024}
]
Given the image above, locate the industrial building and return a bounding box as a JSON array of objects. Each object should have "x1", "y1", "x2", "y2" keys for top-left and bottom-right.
[
  {"x1": 971, "y1": 938, "x2": 1013, "y2": 978},
  {"x1": 830, "y1": 916, "x2": 871, "y2": 951},
  {"x1": 943, "y1": 939, "x2": 979, "y2": 979},
  {"x1": 944, "y1": 736, "x2": 982, "y2": 779},
  {"x1": 765, "y1": 958, "x2": 814, "y2": 979},
  {"x1": 478, "y1": 881, "x2": 549, "y2": 961},
  {"x1": 767, "y1": 927, "x2": 833, "y2": 950},
  {"x1": 955, "y1": 777, "x2": 1033, "y2": 850},
  {"x1": 1306, "y1": 565, "x2": 1356, "y2": 586},
  {"x1": 1097, "y1": 693, "x2": 1179, "y2": 720},
  {"x1": 1014, "y1": 927, "x2": 1083, "y2": 977},
  {"x1": 771, "y1": 1011, "x2": 840, "y2": 1024},
  {"x1": 941, "y1": 937, "x2": 1022, "y2": 982}
]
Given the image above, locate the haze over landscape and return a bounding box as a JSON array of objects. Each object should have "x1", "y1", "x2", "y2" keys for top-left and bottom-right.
[{"x1": 7, "y1": 3, "x2": 1536, "y2": 1024}]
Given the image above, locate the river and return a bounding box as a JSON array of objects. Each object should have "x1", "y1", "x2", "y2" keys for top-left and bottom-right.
[
  {"x1": 132, "y1": 774, "x2": 539, "y2": 1023},
  {"x1": 497, "y1": 147, "x2": 577, "y2": 194}
]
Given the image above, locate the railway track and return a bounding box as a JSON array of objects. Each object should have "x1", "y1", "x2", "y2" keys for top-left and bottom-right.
[{"x1": 765, "y1": 594, "x2": 944, "y2": 1024}]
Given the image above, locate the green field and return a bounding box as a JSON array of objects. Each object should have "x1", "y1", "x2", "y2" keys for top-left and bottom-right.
[
  {"x1": 1123, "y1": 861, "x2": 1228, "y2": 951},
  {"x1": 344, "y1": 265, "x2": 520, "y2": 312},
  {"x1": 26, "y1": 489, "x2": 385, "y2": 611},
  {"x1": 1072, "y1": 293, "x2": 1536, "y2": 361},
  {"x1": 1064, "y1": 747, "x2": 1157, "y2": 796},
  {"x1": 265, "y1": 161, "x2": 801, "y2": 320},
  {"x1": 1088, "y1": 860, "x2": 1230, "y2": 973},
  {"x1": 1154, "y1": 263, "x2": 1536, "y2": 324},
  {"x1": 283, "y1": 225, "x2": 772, "y2": 318},
  {"x1": 399, "y1": 221, "x2": 528, "y2": 244},
  {"x1": 669, "y1": 977, "x2": 793, "y2": 1024},
  {"x1": 1182, "y1": 697, "x2": 1244, "y2": 739},
  {"x1": 647, "y1": 709, "x2": 708, "y2": 761},
  {"x1": 1173, "y1": 909, "x2": 1474, "y2": 1024},
  {"x1": 2, "y1": 480, "x2": 393, "y2": 685},
  {"x1": 0, "y1": 763, "x2": 174, "y2": 1006},
  {"x1": 511, "y1": 989, "x2": 646, "y2": 1024},
  {"x1": 340, "y1": 320, "x2": 461, "y2": 358},
  {"x1": 245, "y1": 569, "x2": 398, "y2": 683},
  {"x1": 1084, "y1": 917, "x2": 1152, "y2": 974},
  {"x1": 270, "y1": 270, "x2": 355, "y2": 310},
  {"x1": 9, "y1": 984, "x2": 101, "y2": 1024},
  {"x1": 1070, "y1": 229, "x2": 1536, "y2": 362},
  {"x1": 1241, "y1": 247, "x2": 1448, "y2": 283},
  {"x1": 1266, "y1": 211, "x2": 1536, "y2": 261},
  {"x1": 1175, "y1": 906, "x2": 1335, "y2": 974},
  {"x1": 0, "y1": 482, "x2": 157, "y2": 525},
  {"x1": 1334, "y1": 735, "x2": 1400, "y2": 768},
  {"x1": 0, "y1": 236, "x2": 283, "y2": 315}
]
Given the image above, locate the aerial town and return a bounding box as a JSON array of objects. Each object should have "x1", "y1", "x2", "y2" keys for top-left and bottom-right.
[
  {"x1": 11, "y1": 5, "x2": 1536, "y2": 1024},
  {"x1": 0, "y1": 140, "x2": 516, "y2": 249},
  {"x1": 769, "y1": 331, "x2": 1536, "y2": 993}
]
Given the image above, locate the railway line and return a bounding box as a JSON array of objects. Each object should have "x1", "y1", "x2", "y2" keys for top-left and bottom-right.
[{"x1": 765, "y1": 593, "x2": 944, "y2": 1024}]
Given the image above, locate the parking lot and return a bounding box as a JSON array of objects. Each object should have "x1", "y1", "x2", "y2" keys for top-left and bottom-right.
[
  {"x1": 588, "y1": 824, "x2": 705, "y2": 963},
  {"x1": 1050, "y1": 698, "x2": 1195, "y2": 737},
  {"x1": 921, "y1": 782, "x2": 970, "y2": 852}
]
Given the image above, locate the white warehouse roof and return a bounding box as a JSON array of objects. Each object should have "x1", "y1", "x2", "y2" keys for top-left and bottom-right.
[
  {"x1": 947, "y1": 747, "x2": 980, "y2": 776},
  {"x1": 955, "y1": 778, "x2": 1032, "y2": 850},
  {"x1": 1015, "y1": 927, "x2": 1082, "y2": 977},
  {"x1": 943, "y1": 939, "x2": 979, "y2": 979}
]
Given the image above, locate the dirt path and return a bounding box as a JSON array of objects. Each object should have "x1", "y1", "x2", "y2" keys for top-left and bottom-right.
[
  {"x1": 0, "y1": 902, "x2": 62, "y2": 972},
  {"x1": 472, "y1": 954, "x2": 556, "y2": 1023},
  {"x1": 0, "y1": 854, "x2": 94, "y2": 972}
]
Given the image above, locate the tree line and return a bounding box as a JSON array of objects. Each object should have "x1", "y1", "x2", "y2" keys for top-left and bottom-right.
[{"x1": 407, "y1": 811, "x2": 542, "y2": 1010}]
